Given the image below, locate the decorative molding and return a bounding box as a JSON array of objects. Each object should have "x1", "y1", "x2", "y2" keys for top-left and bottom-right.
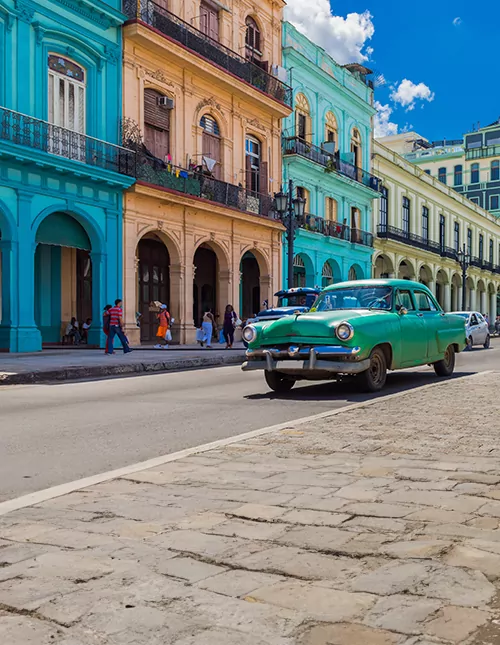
[
  {"x1": 246, "y1": 117, "x2": 266, "y2": 132},
  {"x1": 157, "y1": 220, "x2": 164, "y2": 231},
  {"x1": 148, "y1": 69, "x2": 173, "y2": 86},
  {"x1": 105, "y1": 44, "x2": 120, "y2": 65},
  {"x1": 210, "y1": 232, "x2": 215, "y2": 241},
  {"x1": 196, "y1": 97, "x2": 222, "y2": 113},
  {"x1": 32, "y1": 21, "x2": 45, "y2": 43},
  {"x1": 52, "y1": 0, "x2": 121, "y2": 29},
  {"x1": 15, "y1": 0, "x2": 35, "y2": 24}
]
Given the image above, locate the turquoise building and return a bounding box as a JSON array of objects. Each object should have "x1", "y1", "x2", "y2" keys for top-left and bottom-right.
[
  {"x1": 282, "y1": 22, "x2": 381, "y2": 288},
  {"x1": 0, "y1": 0, "x2": 134, "y2": 352}
]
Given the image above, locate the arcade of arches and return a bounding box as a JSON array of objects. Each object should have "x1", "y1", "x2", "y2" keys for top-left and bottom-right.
[{"x1": 373, "y1": 252, "x2": 500, "y2": 320}]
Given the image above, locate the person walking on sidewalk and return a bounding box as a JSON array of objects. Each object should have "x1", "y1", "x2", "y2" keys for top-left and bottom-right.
[
  {"x1": 201, "y1": 309, "x2": 215, "y2": 348},
  {"x1": 154, "y1": 304, "x2": 171, "y2": 350},
  {"x1": 223, "y1": 304, "x2": 238, "y2": 349},
  {"x1": 106, "y1": 299, "x2": 132, "y2": 355},
  {"x1": 102, "y1": 305, "x2": 112, "y2": 354}
]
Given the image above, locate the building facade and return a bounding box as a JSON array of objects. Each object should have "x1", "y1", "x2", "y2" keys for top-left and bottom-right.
[
  {"x1": 0, "y1": 0, "x2": 134, "y2": 352},
  {"x1": 121, "y1": 0, "x2": 291, "y2": 345},
  {"x1": 372, "y1": 141, "x2": 500, "y2": 320},
  {"x1": 281, "y1": 22, "x2": 381, "y2": 289}
]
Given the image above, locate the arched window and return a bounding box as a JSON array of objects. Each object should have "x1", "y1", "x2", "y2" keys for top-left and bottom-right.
[
  {"x1": 245, "y1": 17, "x2": 262, "y2": 63},
  {"x1": 324, "y1": 111, "x2": 338, "y2": 151},
  {"x1": 471, "y1": 163, "x2": 480, "y2": 184},
  {"x1": 454, "y1": 164, "x2": 463, "y2": 186},
  {"x1": 143, "y1": 88, "x2": 171, "y2": 161},
  {"x1": 322, "y1": 262, "x2": 333, "y2": 287},
  {"x1": 350, "y1": 128, "x2": 362, "y2": 172},
  {"x1": 438, "y1": 167, "x2": 447, "y2": 184},
  {"x1": 348, "y1": 266, "x2": 358, "y2": 281},
  {"x1": 200, "y1": 114, "x2": 221, "y2": 179},
  {"x1": 491, "y1": 160, "x2": 500, "y2": 181},
  {"x1": 295, "y1": 93, "x2": 311, "y2": 143},
  {"x1": 245, "y1": 135, "x2": 267, "y2": 194},
  {"x1": 293, "y1": 255, "x2": 305, "y2": 287},
  {"x1": 48, "y1": 55, "x2": 86, "y2": 133}
]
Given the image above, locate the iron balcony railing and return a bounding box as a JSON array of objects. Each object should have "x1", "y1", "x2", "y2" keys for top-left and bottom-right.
[
  {"x1": 283, "y1": 136, "x2": 382, "y2": 192},
  {"x1": 136, "y1": 154, "x2": 275, "y2": 219},
  {"x1": 299, "y1": 213, "x2": 373, "y2": 248},
  {"x1": 494, "y1": 265, "x2": 500, "y2": 275},
  {"x1": 123, "y1": 0, "x2": 292, "y2": 106},
  {"x1": 0, "y1": 106, "x2": 136, "y2": 176},
  {"x1": 483, "y1": 260, "x2": 494, "y2": 272},
  {"x1": 466, "y1": 145, "x2": 500, "y2": 161}
]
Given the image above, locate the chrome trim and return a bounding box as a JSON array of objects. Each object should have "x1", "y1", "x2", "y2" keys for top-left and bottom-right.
[
  {"x1": 242, "y1": 357, "x2": 370, "y2": 375},
  {"x1": 246, "y1": 345, "x2": 361, "y2": 360},
  {"x1": 335, "y1": 322, "x2": 354, "y2": 342}
]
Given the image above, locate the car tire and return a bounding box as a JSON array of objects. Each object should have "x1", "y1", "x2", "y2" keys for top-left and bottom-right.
[
  {"x1": 484, "y1": 334, "x2": 491, "y2": 349},
  {"x1": 434, "y1": 344, "x2": 455, "y2": 377},
  {"x1": 264, "y1": 370, "x2": 296, "y2": 393},
  {"x1": 357, "y1": 347, "x2": 387, "y2": 393},
  {"x1": 466, "y1": 336, "x2": 473, "y2": 350}
]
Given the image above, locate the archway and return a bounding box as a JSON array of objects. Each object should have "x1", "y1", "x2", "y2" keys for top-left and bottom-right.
[
  {"x1": 293, "y1": 252, "x2": 314, "y2": 287},
  {"x1": 477, "y1": 279, "x2": 486, "y2": 314},
  {"x1": 398, "y1": 259, "x2": 415, "y2": 280},
  {"x1": 488, "y1": 283, "x2": 496, "y2": 323},
  {"x1": 34, "y1": 212, "x2": 93, "y2": 345},
  {"x1": 419, "y1": 264, "x2": 433, "y2": 288},
  {"x1": 240, "y1": 251, "x2": 260, "y2": 319},
  {"x1": 322, "y1": 259, "x2": 341, "y2": 287},
  {"x1": 466, "y1": 276, "x2": 475, "y2": 311},
  {"x1": 451, "y1": 273, "x2": 461, "y2": 311},
  {"x1": 374, "y1": 254, "x2": 394, "y2": 279},
  {"x1": 348, "y1": 263, "x2": 364, "y2": 281},
  {"x1": 137, "y1": 234, "x2": 170, "y2": 343},
  {"x1": 435, "y1": 269, "x2": 448, "y2": 309}
]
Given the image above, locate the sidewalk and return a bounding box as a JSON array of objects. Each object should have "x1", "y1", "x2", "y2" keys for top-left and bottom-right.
[
  {"x1": 2, "y1": 373, "x2": 500, "y2": 644},
  {"x1": 0, "y1": 344, "x2": 245, "y2": 385}
]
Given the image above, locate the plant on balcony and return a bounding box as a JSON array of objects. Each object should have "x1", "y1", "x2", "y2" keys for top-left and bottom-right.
[{"x1": 324, "y1": 158, "x2": 337, "y2": 174}]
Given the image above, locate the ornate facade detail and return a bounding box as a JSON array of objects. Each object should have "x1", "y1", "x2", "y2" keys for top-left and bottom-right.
[
  {"x1": 247, "y1": 117, "x2": 266, "y2": 132},
  {"x1": 210, "y1": 232, "x2": 216, "y2": 241},
  {"x1": 15, "y1": 0, "x2": 35, "y2": 23},
  {"x1": 52, "y1": 0, "x2": 120, "y2": 28},
  {"x1": 157, "y1": 220, "x2": 164, "y2": 231},
  {"x1": 105, "y1": 44, "x2": 120, "y2": 65},
  {"x1": 196, "y1": 97, "x2": 222, "y2": 114},
  {"x1": 148, "y1": 69, "x2": 173, "y2": 86}
]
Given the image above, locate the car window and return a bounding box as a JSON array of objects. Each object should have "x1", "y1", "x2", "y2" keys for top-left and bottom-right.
[
  {"x1": 477, "y1": 314, "x2": 485, "y2": 323},
  {"x1": 395, "y1": 290, "x2": 415, "y2": 311},
  {"x1": 414, "y1": 290, "x2": 438, "y2": 312},
  {"x1": 470, "y1": 313, "x2": 478, "y2": 325}
]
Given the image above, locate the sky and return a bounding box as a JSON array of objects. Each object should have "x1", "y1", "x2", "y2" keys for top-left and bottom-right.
[{"x1": 284, "y1": 0, "x2": 500, "y2": 141}]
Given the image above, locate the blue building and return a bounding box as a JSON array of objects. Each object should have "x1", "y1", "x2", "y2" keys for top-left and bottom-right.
[
  {"x1": 282, "y1": 22, "x2": 381, "y2": 288},
  {"x1": 0, "y1": 0, "x2": 134, "y2": 352}
]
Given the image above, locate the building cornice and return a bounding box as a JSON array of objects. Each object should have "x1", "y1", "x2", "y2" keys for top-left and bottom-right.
[{"x1": 51, "y1": 0, "x2": 125, "y2": 28}]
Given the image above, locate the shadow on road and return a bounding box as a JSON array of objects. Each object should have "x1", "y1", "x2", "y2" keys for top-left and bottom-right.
[{"x1": 244, "y1": 369, "x2": 477, "y2": 403}]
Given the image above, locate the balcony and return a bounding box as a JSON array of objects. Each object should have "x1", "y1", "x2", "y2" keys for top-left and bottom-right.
[
  {"x1": 283, "y1": 137, "x2": 382, "y2": 192},
  {"x1": 466, "y1": 145, "x2": 500, "y2": 161},
  {"x1": 123, "y1": 0, "x2": 292, "y2": 107},
  {"x1": 136, "y1": 154, "x2": 275, "y2": 219},
  {"x1": 299, "y1": 213, "x2": 373, "y2": 248},
  {"x1": 0, "y1": 106, "x2": 136, "y2": 176}
]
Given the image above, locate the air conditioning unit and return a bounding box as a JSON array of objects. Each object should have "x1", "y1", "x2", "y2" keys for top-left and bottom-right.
[{"x1": 158, "y1": 97, "x2": 174, "y2": 109}]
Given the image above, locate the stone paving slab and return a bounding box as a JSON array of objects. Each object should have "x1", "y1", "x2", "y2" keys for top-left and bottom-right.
[{"x1": 3, "y1": 373, "x2": 500, "y2": 643}]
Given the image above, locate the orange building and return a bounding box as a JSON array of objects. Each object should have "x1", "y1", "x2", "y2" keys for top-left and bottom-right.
[{"x1": 121, "y1": 0, "x2": 291, "y2": 344}]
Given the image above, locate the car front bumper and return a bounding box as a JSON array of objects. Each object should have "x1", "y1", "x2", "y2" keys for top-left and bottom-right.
[{"x1": 242, "y1": 345, "x2": 370, "y2": 376}]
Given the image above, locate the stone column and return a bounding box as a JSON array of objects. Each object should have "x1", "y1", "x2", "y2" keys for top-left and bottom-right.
[
  {"x1": 169, "y1": 263, "x2": 184, "y2": 344},
  {"x1": 0, "y1": 240, "x2": 16, "y2": 351},
  {"x1": 259, "y1": 274, "x2": 272, "y2": 310},
  {"x1": 458, "y1": 285, "x2": 463, "y2": 311},
  {"x1": 88, "y1": 252, "x2": 105, "y2": 348},
  {"x1": 444, "y1": 283, "x2": 452, "y2": 312},
  {"x1": 469, "y1": 288, "x2": 476, "y2": 312},
  {"x1": 427, "y1": 279, "x2": 436, "y2": 300},
  {"x1": 184, "y1": 261, "x2": 195, "y2": 344},
  {"x1": 123, "y1": 219, "x2": 140, "y2": 346}
]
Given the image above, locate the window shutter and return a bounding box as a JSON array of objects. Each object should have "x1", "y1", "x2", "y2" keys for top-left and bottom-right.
[
  {"x1": 144, "y1": 89, "x2": 170, "y2": 131},
  {"x1": 77, "y1": 86, "x2": 85, "y2": 133},
  {"x1": 245, "y1": 154, "x2": 252, "y2": 191},
  {"x1": 48, "y1": 74, "x2": 54, "y2": 123},
  {"x1": 259, "y1": 160, "x2": 268, "y2": 195}
]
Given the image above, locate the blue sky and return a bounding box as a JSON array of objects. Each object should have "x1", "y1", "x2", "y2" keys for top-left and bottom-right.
[{"x1": 285, "y1": 1, "x2": 500, "y2": 141}]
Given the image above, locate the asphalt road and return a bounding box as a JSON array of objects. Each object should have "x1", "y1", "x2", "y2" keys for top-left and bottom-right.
[{"x1": 0, "y1": 343, "x2": 498, "y2": 502}]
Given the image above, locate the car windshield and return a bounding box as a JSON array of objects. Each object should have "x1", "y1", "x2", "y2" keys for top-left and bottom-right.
[
  {"x1": 277, "y1": 294, "x2": 317, "y2": 308},
  {"x1": 455, "y1": 313, "x2": 470, "y2": 319},
  {"x1": 312, "y1": 286, "x2": 393, "y2": 312}
]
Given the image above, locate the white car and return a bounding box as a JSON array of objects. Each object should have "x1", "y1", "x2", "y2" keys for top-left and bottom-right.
[{"x1": 451, "y1": 311, "x2": 490, "y2": 349}]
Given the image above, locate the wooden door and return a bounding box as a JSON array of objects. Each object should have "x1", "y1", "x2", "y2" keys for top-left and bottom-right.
[
  {"x1": 202, "y1": 131, "x2": 221, "y2": 179},
  {"x1": 138, "y1": 239, "x2": 170, "y2": 343},
  {"x1": 200, "y1": 1, "x2": 219, "y2": 40}
]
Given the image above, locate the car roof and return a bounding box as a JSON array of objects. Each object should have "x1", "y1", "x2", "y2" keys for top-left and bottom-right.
[
  {"x1": 450, "y1": 311, "x2": 480, "y2": 316},
  {"x1": 322, "y1": 279, "x2": 430, "y2": 292},
  {"x1": 274, "y1": 287, "x2": 321, "y2": 297}
]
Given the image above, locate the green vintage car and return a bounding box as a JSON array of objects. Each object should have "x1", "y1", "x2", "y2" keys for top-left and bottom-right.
[{"x1": 241, "y1": 279, "x2": 467, "y2": 393}]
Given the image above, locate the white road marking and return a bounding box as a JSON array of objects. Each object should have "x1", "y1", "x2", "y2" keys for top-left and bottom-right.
[{"x1": 0, "y1": 371, "x2": 492, "y2": 517}]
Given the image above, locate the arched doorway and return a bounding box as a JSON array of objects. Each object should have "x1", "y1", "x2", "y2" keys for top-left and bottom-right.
[
  {"x1": 477, "y1": 279, "x2": 486, "y2": 314},
  {"x1": 137, "y1": 234, "x2": 170, "y2": 343},
  {"x1": 374, "y1": 254, "x2": 394, "y2": 279},
  {"x1": 321, "y1": 262, "x2": 333, "y2": 287},
  {"x1": 34, "y1": 212, "x2": 93, "y2": 345},
  {"x1": 436, "y1": 269, "x2": 448, "y2": 309},
  {"x1": 293, "y1": 255, "x2": 306, "y2": 287},
  {"x1": 451, "y1": 273, "x2": 461, "y2": 311},
  {"x1": 419, "y1": 264, "x2": 433, "y2": 288},
  {"x1": 193, "y1": 244, "x2": 218, "y2": 328},
  {"x1": 348, "y1": 264, "x2": 363, "y2": 281},
  {"x1": 398, "y1": 260, "x2": 414, "y2": 280},
  {"x1": 240, "y1": 251, "x2": 260, "y2": 319},
  {"x1": 466, "y1": 276, "x2": 475, "y2": 310}
]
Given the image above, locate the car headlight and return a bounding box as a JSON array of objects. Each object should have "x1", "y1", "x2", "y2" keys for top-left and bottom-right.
[
  {"x1": 336, "y1": 322, "x2": 354, "y2": 341},
  {"x1": 242, "y1": 325, "x2": 257, "y2": 343}
]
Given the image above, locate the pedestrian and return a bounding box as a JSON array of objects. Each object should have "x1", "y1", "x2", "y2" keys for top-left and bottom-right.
[
  {"x1": 106, "y1": 299, "x2": 132, "y2": 355},
  {"x1": 103, "y1": 305, "x2": 112, "y2": 354},
  {"x1": 495, "y1": 315, "x2": 500, "y2": 335},
  {"x1": 201, "y1": 308, "x2": 215, "y2": 348},
  {"x1": 223, "y1": 304, "x2": 238, "y2": 349},
  {"x1": 65, "y1": 317, "x2": 81, "y2": 345},
  {"x1": 81, "y1": 318, "x2": 91, "y2": 344},
  {"x1": 154, "y1": 304, "x2": 171, "y2": 350}
]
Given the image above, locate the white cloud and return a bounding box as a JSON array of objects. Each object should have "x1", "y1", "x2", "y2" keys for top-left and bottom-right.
[
  {"x1": 390, "y1": 79, "x2": 435, "y2": 111},
  {"x1": 374, "y1": 101, "x2": 399, "y2": 138},
  {"x1": 284, "y1": 0, "x2": 375, "y2": 65},
  {"x1": 453, "y1": 17, "x2": 462, "y2": 26}
]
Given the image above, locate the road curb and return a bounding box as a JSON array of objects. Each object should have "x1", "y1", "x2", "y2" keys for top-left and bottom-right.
[{"x1": 0, "y1": 353, "x2": 245, "y2": 385}]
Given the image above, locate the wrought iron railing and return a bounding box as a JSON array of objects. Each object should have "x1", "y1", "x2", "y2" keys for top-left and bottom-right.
[
  {"x1": 283, "y1": 136, "x2": 382, "y2": 192},
  {"x1": 0, "y1": 106, "x2": 136, "y2": 176},
  {"x1": 299, "y1": 214, "x2": 373, "y2": 247},
  {"x1": 494, "y1": 264, "x2": 500, "y2": 275},
  {"x1": 123, "y1": 0, "x2": 292, "y2": 106},
  {"x1": 136, "y1": 154, "x2": 275, "y2": 218},
  {"x1": 482, "y1": 260, "x2": 494, "y2": 272},
  {"x1": 470, "y1": 256, "x2": 483, "y2": 269},
  {"x1": 466, "y1": 145, "x2": 500, "y2": 161}
]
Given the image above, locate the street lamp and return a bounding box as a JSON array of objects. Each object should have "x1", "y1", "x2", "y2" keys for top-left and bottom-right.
[
  {"x1": 274, "y1": 179, "x2": 306, "y2": 289},
  {"x1": 457, "y1": 243, "x2": 471, "y2": 311}
]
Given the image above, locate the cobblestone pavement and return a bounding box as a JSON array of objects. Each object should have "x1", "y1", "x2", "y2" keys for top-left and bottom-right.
[{"x1": 2, "y1": 372, "x2": 500, "y2": 644}]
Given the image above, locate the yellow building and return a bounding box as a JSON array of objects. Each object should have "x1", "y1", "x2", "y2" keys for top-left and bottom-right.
[
  {"x1": 372, "y1": 141, "x2": 500, "y2": 320},
  {"x1": 121, "y1": 0, "x2": 291, "y2": 344}
]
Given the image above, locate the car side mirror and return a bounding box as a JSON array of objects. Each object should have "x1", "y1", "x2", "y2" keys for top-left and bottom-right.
[{"x1": 396, "y1": 305, "x2": 408, "y2": 315}]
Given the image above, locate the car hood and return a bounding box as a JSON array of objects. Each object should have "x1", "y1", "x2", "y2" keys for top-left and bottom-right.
[
  {"x1": 257, "y1": 306, "x2": 309, "y2": 318},
  {"x1": 258, "y1": 309, "x2": 379, "y2": 340}
]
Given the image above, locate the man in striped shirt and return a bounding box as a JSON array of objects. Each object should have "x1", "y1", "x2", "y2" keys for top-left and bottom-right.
[{"x1": 106, "y1": 299, "x2": 132, "y2": 355}]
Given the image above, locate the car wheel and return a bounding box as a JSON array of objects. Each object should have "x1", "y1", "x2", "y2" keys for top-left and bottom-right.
[
  {"x1": 357, "y1": 347, "x2": 387, "y2": 393},
  {"x1": 264, "y1": 370, "x2": 296, "y2": 393},
  {"x1": 466, "y1": 336, "x2": 473, "y2": 350},
  {"x1": 484, "y1": 334, "x2": 491, "y2": 349},
  {"x1": 434, "y1": 344, "x2": 455, "y2": 377}
]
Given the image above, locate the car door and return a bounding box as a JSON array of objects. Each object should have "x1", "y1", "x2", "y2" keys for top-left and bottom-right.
[
  {"x1": 469, "y1": 313, "x2": 480, "y2": 345},
  {"x1": 395, "y1": 289, "x2": 427, "y2": 366},
  {"x1": 476, "y1": 313, "x2": 489, "y2": 344},
  {"x1": 413, "y1": 289, "x2": 446, "y2": 360}
]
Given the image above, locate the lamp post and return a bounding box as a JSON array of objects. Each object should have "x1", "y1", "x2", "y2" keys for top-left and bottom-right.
[
  {"x1": 457, "y1": 243, "x2": 471, "y2": 311},
  {"x1": 274, "y1": 179, "x2": 306, "y2": 289}
]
